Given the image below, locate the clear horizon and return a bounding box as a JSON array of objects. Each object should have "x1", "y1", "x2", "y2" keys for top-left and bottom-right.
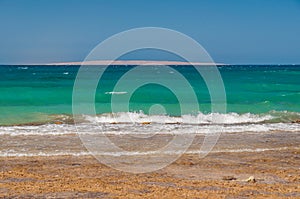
[{"x1": 1, "y1": 0, "x2": 300, "y2": 65}]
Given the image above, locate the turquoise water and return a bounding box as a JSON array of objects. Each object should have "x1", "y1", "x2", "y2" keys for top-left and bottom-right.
[{"x1": 0, "y1": 65, "x2": 299, "y2": 125}]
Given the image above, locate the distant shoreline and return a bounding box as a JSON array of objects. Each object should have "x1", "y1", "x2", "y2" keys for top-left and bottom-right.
[
  {"x1": 6, "y1": 60, "x2": 224, "y2": 66},
  {"x1": 1, "y1": 61, "x2": 300, "y2": 66},
  {"x1": 46, "y1": 60, "x2": 224, "y2": 66}
]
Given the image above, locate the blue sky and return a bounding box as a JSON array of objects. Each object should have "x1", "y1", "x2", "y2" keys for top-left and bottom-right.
[{"x1": 0, "y1": 0, "x2": 300, "y2": 64}]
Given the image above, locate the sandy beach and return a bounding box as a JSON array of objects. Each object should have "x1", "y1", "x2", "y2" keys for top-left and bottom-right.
[{"x1": 1, "y1": 131, "x2": 299, "y2": 198}]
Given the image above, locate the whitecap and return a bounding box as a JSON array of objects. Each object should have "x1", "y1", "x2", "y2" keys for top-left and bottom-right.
[{"x1": 105, "y1": 91, "x2": 127, "y2": 95}]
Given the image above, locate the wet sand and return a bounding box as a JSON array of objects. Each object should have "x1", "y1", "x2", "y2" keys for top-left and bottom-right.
[{"x1": 1, "y1": 131, "x2": 299, "y2": 198}]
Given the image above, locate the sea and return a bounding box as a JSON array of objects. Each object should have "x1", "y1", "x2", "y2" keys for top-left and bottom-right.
[{"x1": 0, "y1": 65, "x2": 299, "y2": 157}]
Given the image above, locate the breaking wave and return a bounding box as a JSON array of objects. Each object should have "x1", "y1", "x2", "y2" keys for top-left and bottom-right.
[{"x1": 0, "y1": 111, "x2": 299, "y2": 136}]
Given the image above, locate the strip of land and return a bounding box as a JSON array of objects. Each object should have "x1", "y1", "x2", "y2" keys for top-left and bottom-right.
[{"x1": 45, "y1": 60, "x2": 224, "y2": 66}]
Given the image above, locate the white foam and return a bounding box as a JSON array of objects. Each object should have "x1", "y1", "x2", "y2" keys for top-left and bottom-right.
[
  {"x1": 17, "y1": 67, "x2": 28, "y2": 70},
  {"x1": 105, "y1": 91, "x2": 127, "y2": 95},
  {"x1": 0, "y1": 112, "x2": 299, "y2": 136},
  {"x1": 84, "y1": 112, "x2": 274, "y2": 125},
  {"x1": 0, "y1": 121, "x2": 299, "y2": 137},
  {"x1": 1, "y1": 147, "x2": 298, "y2": 157}
]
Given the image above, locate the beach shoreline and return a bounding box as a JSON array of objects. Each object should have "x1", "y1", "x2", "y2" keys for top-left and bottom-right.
[{"x1": 1, "y1": 131, "x2": 299, "y2": 198}]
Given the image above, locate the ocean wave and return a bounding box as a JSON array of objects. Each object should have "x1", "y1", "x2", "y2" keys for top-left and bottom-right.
[
  {"x1": 105, "y1": 91, "x2": 127, "y2": 95},
  {"x1": 0, "y1": 120, "x2": 299, "y2": 136},
  {"x1": 83, "y1": 111, "x2": 299, "y2": 125},
  {"x1": 17, "y1": 66, "x2": 28, "y2": 70},
  {"x1": 0, "y1": 111, "x2": 299, "y2": 136},
  {"x1": 2, "y1": 111, "x2": 300, "y2": 126}
]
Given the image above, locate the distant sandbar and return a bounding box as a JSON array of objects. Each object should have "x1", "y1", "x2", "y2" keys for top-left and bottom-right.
[{"x1": 46, "y1": 60, "x2": 224, "y2": 66}]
